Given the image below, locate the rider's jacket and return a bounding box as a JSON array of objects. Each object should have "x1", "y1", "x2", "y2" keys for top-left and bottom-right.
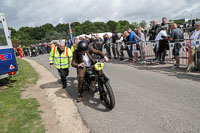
[{"x1": 71, "y1": 44, "x2": 105, "y2": 69}]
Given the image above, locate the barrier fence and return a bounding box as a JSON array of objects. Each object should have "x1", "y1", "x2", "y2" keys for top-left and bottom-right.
[{"x1": 104, "y1": 39, "x2": 200, "y2": 71}]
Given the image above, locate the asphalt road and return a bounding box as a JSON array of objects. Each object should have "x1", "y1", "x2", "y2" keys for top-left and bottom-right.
[{"x1": 29, "y1": 54, "x2": 200, "y2": 133}]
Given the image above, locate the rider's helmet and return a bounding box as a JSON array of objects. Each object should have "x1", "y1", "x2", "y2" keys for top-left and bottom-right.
[{"x1": 77, "y1": 41, "x2": 88, "y2": 52}]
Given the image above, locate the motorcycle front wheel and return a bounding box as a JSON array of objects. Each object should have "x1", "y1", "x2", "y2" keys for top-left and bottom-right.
[{"x1": 100, "y1": 81, "x2": 115, "y2": 110}]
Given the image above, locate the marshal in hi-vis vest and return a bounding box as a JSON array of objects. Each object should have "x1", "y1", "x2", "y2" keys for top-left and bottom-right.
[{"x1": 49, "y1": 47, "x2": 72, "y2": 69}]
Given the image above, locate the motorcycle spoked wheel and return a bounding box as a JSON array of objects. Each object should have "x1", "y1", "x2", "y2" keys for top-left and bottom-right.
[{"x1": 99, "y1": 81, "x2": 115, "y2": 110}]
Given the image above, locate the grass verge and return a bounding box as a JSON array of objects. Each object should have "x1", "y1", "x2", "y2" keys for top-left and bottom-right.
[{"x1": 0, "y1": 59, "x2": 45, "y2": 133}]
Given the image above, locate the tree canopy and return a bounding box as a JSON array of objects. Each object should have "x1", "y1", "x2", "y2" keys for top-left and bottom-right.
[{"x1": 9, "y1": 20, "x2": 146, "y2": 47}]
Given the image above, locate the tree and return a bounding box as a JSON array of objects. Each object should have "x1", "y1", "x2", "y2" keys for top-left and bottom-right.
[
  {"x1": 80, "y1": 20, "x2": 93, "y2": 34},
  {"x1": 55, "y1": 23, "x2": 68, "y2": 33},
  {"x1": 115, "y1": 22, "x2": 121, "y2": 33},
  {"x1": 12, "y1": 39, "x2": 19, "y2": 48},
  {"x1": 139, "y1": 20, "x2": 147, "y2": 28},
  {"x1": 107, "y1": 20, "x2": 117, "y2": 32},
  {"x1": 41, "y1": 23, "x2": 54, "y2": 31},
  {"x1": 93, "y1": 22, "x2": 106, "y2": 33},
  {"x1": 29, "y1": 26, "x2": 45, "y2": 40},
  {"x1": 129, "y1": 22, "x2": 138, "y2": 30},
  {"x1": 9, "y1": 19, "x2": 156, "y2": 46},
  {"x1": 174, "y1": 20, "x2": 185, "y2": 25},
  {"x1": 8, "y1": 27, "x2": 17, "y2": 38},
  {"x1": 118, "y1": 20, "x2": 130, "y2": 33},
  {"x1": 118, "y1": 20, "x2": 130, "y2": 26},
  {"x1": 43, "y1": 30, "x2": 68, "y2": 42}
]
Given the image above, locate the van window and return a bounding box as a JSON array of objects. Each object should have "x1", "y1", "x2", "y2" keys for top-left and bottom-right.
[{"x1": 0, "y1": 21, "x2": 8, "y2": 46}]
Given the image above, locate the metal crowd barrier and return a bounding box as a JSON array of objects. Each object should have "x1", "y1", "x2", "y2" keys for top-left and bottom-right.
[
  {"x1": 104, "y1": 39, "x2": 200, "y2": 71},
  {"x1": 139, "y1": 39, "x2": 199, "y2": 69}
]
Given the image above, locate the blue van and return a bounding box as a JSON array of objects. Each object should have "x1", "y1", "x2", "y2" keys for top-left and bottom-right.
[{"x1": 0, "y1": 13, "x2": 18, "y2": 80}]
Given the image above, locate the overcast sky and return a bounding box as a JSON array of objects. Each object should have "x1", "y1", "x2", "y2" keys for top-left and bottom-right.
[{"x1": 0, "y1": 0, "x2": 200, "y2": 29}]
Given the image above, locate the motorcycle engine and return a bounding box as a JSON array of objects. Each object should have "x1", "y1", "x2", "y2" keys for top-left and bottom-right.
[{"x1": 86, "y1": 69, "x2": 95, "y2": 79}]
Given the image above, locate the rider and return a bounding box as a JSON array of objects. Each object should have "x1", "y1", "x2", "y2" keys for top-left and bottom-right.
[{"x1": 71, "y1": 41, "x2": 109, "y2": 102}]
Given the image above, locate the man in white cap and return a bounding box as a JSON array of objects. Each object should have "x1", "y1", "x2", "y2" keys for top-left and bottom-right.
[
  {"x1": 190, "y1": 21, "x2": 200, "y2": 41},
  {"x1": 187, "y1": 21, "x2": 200, "y2": 70}
]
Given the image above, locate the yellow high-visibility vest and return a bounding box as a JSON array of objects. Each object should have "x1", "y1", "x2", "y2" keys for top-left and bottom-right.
[{"x1": 49, "y1": 47, "x2": 72, "y2": 69}]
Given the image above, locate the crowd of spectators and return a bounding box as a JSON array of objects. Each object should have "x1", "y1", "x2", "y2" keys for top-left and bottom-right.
[
  {"x1": 15, "y1": 17, "x2": 200, "y2": 71},
  {"x1": 74, "y1": 17, "x2": 200, "y2": 71}
]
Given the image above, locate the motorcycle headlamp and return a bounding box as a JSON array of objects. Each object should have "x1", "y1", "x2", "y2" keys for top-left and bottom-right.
[{"x1": 94, "y1": 62, "x2": 104, "y2": 71}]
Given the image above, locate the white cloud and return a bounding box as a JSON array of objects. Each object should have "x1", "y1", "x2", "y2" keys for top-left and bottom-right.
[{"x1": 0, "y1": 0, "x2": 200, "y2": 29}]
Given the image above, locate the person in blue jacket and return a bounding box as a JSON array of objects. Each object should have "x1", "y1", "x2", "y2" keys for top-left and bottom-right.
[
  {"x1": 127, "y1": 28, "x2": 141, "y2": 62},
  {"x1": 127, "y1": 28, "x2": 140, "y2": 43}
]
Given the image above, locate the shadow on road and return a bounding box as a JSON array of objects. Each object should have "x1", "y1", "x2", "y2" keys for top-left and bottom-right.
[
  {"x1": 55, "y1": 89, "x2": 71, "y2": 99},
  {"x1": 65, "y1": 77, "x2": 110, "y2": 112},
  {"x1": 109, "y1": 59, "x2": 200, "y2": 82},
  {"x1": 39, "y1": 77, "x2": 110, "y2": 112},
  {"x1": 40, "y1": 80, "x2": 62, "y2": 89},
  {"x1": 134, "y1": 65, "x2": 200, "y2": 82}
]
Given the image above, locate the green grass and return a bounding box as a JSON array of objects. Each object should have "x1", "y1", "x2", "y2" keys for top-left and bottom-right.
[{"x1": 0, "y1": 59, "x2": 45, "y2": 133}]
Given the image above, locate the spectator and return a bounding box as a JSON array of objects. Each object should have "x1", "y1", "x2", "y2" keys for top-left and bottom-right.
[
  {"x1": 188, "y1": 21, "x2": 200, "y2": 70},
  {"x1": 123, "y1": 31, "x2": 133, "y2": 62},
  {"x1": 127, "y1": 28, "x2": 140, "y2": 43},
  {"x1": 112, "y1": 31, "x2": 118, "y2": 59},
  {"x1": 190, "y1": 21, "x2": 200, "y2": 41},
  {"x1": 192, "y1": 19, "x2": 195, "y2": 27},
  {"x1": 79, "y1": 37, "x2": 83, "y2": 41},
  {"x1": 85, "y1": 36, "x2": 91, "y2": 44},
  {"x1": 93, "y1": 34, "x2": 103, "y2": 51},
  {"x1": 150, "y1": 20, "x2": 161, "y2": 60},
  {"x1": 51, "y1": 43, "x2": 55, "y2": 50},
  {"x1": 14, "y1": 47, "x2": 18, "y2": 57},
  {"x1": 35, "y1": 44, "x2": 39, "y2": 56},
  {"x1": 137, "y1": 28, "x2": 145, "y2": 61},
  {"x1": 177, "y1": 24, "x2": 181, "y2": 29},
  {"x1": 134, "y1": 28, "x2": 137, "y2": 33},
  {"x1": 115, "y1": 33, "x2": 123, "y2": 60},
  {"x1": 161, "y1": 17, "x2": 168, "y2": 27},
  {"x1": 103, "y1": 34, "x2": 112, "y2": 59},
  {"x1": 171, "y1": 23, "x2": 184, "y2": 69},
  {"x1": 127, "y1": 28, "x2": 141, "y2": 62},
  {"x1": 138, "y1": 25, "x2": 144, "y2": 33},
  {"x1": 149, "y1": 20, "x2": 160, "y2": 41},
  {"x1": 155, "y1": 25, "x2": 170, "y2": 64},
  {"x1": 47, "y1": 43, "x2": 51, "y2": 53},
  {"x1": 167, "y1": 21, "x2": 174, "y2": 37},
  {"x1": 18, "y1": 45, "x2": 23, "y2": 58},
  {"x1": 155, "y1": 17, "x2": 168, "y2": 36}
]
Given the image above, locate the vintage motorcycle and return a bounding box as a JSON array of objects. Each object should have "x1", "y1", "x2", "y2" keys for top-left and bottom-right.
[{"x1": 82, "y1": 58, "x2": 115, "y2": 110}]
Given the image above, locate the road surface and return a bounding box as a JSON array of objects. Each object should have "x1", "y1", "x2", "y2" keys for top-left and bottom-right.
[{"x1": 29, "y1": 54, "x2": 200, "y2": 133}]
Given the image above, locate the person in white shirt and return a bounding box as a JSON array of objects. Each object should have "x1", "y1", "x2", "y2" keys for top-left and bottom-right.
[
  {"x1": 188, "y1": 21, "x2": 200, "y2": 69},
  {"x1": 155, "y1": 25, "x2": 171, "y2": 64},
  {"x1": 190, "y1": 22, "x2": 200, "y2": 46},
  {"x1": 137, "y1": 28, "x2": 145, "y2": 61},
  {"x1": 115, "y1": 33, "x2": 123, "y2": 60},
  {"x1": 82, "y1": 53, "x2": 92, "y2": 66}
]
